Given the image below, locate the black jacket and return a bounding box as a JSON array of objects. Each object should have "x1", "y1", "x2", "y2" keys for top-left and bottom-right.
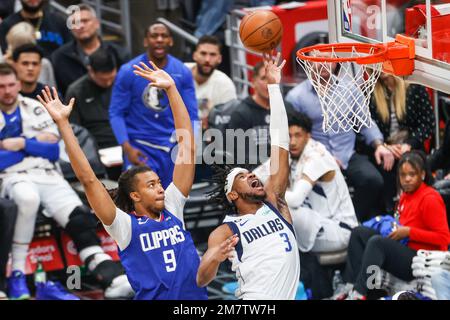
[
  {"x1": 51, "y1": 39, "x2": 130, "y2": 95},
  {"x1": 0, "y1": 0, "x2": 15, "y2": 20},
  {"x1": 66, "y1": 74, "x2": 118, "y2": 149},
  {"x1": 369, "y1": 84, "x2": 435, "y2": 150},
  {"x1": 0, "y1": 8, "x2": 72, "y2": 57},
  {"x1": 227, "y1": 96, "x2": 294, "y2": 167}
]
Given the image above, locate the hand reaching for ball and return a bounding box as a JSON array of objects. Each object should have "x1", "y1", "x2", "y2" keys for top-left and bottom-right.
[{"x1": 263, "y1": 50, "x2": 286, "y2": 85}]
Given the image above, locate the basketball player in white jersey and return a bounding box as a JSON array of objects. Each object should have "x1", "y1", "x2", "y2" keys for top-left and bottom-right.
[
  {"x1": 253, "y1": 112, "x2": 358, "y2": 253},
  {"x1": 197, "y1": 52, "x2": 300, "y2": 300}
]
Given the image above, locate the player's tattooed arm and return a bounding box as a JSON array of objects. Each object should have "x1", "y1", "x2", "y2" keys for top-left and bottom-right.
[
  {"x1": 197, "y1": 224, "x2": 238, "y2": 287},
  {"x1": 37, "y1": 86, "x2": 117, "y2": 226},
  {"x1": 133, "y1": 61, "x2": 195, "y2": 198}
]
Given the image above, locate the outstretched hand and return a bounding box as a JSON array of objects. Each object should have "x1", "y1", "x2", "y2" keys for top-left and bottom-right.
[
  {"x1": 133, "y1": 61, "x2": 175, "y2": 90},
  {"x1": 215, "y1": 234, "x2": 239, "y2": 263},
  {"x1": 263, "y1": 50, "x2": 286, "y2": 85},
  {"x1": 37, "y1": 86, "x2": 74, "y2": 124}
]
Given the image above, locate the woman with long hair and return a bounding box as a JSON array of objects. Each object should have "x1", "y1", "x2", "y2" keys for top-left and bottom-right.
[
  {"x1": 370, "y1": 74, "x2": 434, "y2": 155},
  {"x1": 367, "y1": 73, "x2": 435, "y2": 212}
]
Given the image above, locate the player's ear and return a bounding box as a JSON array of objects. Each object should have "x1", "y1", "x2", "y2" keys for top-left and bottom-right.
[
  {"x1": 129, "y1": 191, "x2": 141, "y2": 203},
  {"x1": 228, "y1": 191, "x2": 238, "y2": 202}
]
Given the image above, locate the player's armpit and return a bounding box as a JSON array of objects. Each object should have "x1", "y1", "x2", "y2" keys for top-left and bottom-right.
[
  {"x1": 197, "y1": 224, "x2": 236, "y2": 287},
  {"x1": 264, "y1": 193, "x2": 293, "y2": 225}
]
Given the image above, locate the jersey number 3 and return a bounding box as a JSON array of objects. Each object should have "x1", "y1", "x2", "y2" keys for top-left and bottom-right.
[
  {"x1": 163, "y1": 249, "x2": 177, "y2": 272},
  {"x1": 279, "y1": 233, "x2": 292, "y2": 252}
]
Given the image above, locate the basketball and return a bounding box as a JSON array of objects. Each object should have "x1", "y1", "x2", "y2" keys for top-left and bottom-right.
[{"x1": 239, "y1": 10, "x2": 283, "y2": 53}]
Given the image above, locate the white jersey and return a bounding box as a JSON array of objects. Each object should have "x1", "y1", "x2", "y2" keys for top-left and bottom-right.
[
  {"x1": 254, "y1": 139, "x2": 357, "y2": 226},
  {"x1": 185, "y1": 62, "x2": 237, "y2": 110},
  {"x1": 253, "y1": 139, "x2": 358, "y2": 252},
  {"x1": 223, "y1": 202, "x2": 300, "y2": 300},
  {"x1": 294, "y1": 140, "x2": 356, "y2": 226}
]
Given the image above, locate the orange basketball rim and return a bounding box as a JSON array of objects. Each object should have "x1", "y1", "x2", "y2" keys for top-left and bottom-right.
[{"x1": 296, "y1": 34, "x2": 416, "y2": 76}]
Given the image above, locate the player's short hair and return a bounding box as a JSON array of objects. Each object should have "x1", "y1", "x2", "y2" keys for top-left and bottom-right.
[
  {"x1": 252, "y1": 62, "x2": 265, "y2": 78},
  {"x1": 145, "y1": 22, "x2": 172, "y2": 37},
  {"x1": 88, "y1": 48, "x2": 117, "y2": 72},
  {"x1": 108, "y1": 165, "x2": 153, "y2": 212},
  {"x1": 196, "y1": 35, "x2": 222, "y2": 51},
  {"x1": 0, "y1": 63, "x2": 18, "y2": 78},
  {"x1": 12, "y1": 43, "x2": 43, "y2": 62},
  {"x1": 288, "y1": 111, "x2": 312, "y2": 133}
]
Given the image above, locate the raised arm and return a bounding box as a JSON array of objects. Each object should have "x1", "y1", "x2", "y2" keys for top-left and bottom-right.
[
  {"x1": 197, "y1": 224, "x2": 238, "y2": 287},
  {"x1": 133, "y1": 62, "x2": 195, "y2": 197},
  {"x1": 262, "y1": 52, "x2": 291, "y2": 219},
  {"x1": 37, "y1": 87, "x2": 117, "y2": 226}
]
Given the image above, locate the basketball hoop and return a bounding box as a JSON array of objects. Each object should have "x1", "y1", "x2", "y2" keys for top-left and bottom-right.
[{"x1": 296, "y1": 35, "x2": 415, "y2": 133}]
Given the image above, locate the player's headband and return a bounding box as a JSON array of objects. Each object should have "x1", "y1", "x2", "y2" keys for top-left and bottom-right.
[{"x1": 225, "y1": 167, "x2": 249, "y2": 202}]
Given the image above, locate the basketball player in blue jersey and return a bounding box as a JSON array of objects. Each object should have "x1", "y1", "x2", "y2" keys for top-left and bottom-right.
[
  {"x1": 37, "y1": 61, "x2": 208, "y2": 300},
  {"x1": 197, "y1": 52, "x2": 301, "y2": 300}
]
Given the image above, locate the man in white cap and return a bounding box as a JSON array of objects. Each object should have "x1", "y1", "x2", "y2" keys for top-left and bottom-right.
[{"x1": 196, "y1": 51, "x2": 300, "y2": 300}]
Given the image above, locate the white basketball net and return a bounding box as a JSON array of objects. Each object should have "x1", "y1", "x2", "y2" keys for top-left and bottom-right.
[{"x1": 296, "y1": 46, "x2": 383, "y2": 133}]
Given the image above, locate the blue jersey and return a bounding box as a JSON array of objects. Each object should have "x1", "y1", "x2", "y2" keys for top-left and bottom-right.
[
  {"x1": 118, "y1": 210, "x2": 208, "y2": 300},
  {"x1": 109, "y1": 53, "x2": 199, "y2": 148},
  {"x1": 0, "y1": 104, "x2": 59, "y2": 171},
  {"x1": 0, "y1": 107, "x2": 22, "y2": 139}
]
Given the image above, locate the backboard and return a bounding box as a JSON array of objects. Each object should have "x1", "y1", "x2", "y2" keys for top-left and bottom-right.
[{"x1": 327, "y1": 0, "x2": 450, "y2": 94}]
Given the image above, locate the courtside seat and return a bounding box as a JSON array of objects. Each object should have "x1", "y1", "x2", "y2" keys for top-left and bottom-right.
[
  {"x1": 317, "y1": 249, "x2": 348, "y2": 266},
  {"x1": 34, "y1": 208, "x2": 58, "y2": 238}
]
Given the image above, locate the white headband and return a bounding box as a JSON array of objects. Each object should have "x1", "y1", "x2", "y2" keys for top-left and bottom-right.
[{"x1": 224, "y1": 167, "x2": 249, "y2": 201}]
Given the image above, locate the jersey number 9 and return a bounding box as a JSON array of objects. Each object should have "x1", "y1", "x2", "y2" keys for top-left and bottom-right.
[{"x1": 163, "y1": 249, "x2": 177, "y2": 272}]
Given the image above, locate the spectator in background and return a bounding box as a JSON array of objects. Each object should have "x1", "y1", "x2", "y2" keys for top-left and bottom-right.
[
  {"x1": 0, "y1": 0, "x2": 19, "y2": 23},
  {"x1": 0, "y1": 198, "x2": 17, "y2": 300},
  {"x1": 12, "y1": 43, "x2": 50, "y2": 100},
  {"x1": 2, "y1": 22, "x2": 56, "y2": 88},
  {"x1": 185, "y1": 35, "x2": 236, "y2": 129},
  {"x1": 365, "y1": 74, "x2": 435, "y2": 213},
  {"x1": 227, "y1": 61, "x2": 294, "y2": 168},
  {"x1": 193, "y1": 0, "x2": 276, "y2": 38},
  {"x1": 429, "y1": 120, "x2": 450, "y2": 175},
  {"x1": 0, "y1": 0, "x2": 72, "y2": 58},
  {"x1": 66, "y1": 48, "x2": 120, "y2": 180},
  {"x1": 254, "y1": 112, "x2": 358, "y2": 254},
  {"x1": 0, "y1": 64, "x2": 133, "y2": 300},
  {"x1": 286, "y1": 71, "x2": 394, "y2": 223},
  {"x1": 334, "y1": 151, "x2": 450, "y2": 300},
  {"x1": 51, "y1": 4, "x2": 130, "y2": 95},
  {"x1": 109, "y1": 22, "x2": 198, "y2": 188}
]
